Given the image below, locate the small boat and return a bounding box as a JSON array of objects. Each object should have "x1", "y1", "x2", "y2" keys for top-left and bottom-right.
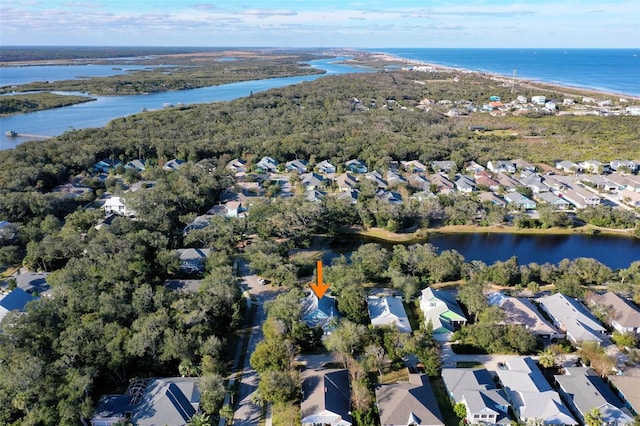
[
  {"x1": 162, "y1": 103, "x2": 174, "y2": 108},
  {"x1": 5, "y1": 130, "x2": 18, "y2": 137}
]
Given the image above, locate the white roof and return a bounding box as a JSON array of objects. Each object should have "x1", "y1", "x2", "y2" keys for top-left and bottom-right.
[
  {"x1": 367, "y1": 296, "x2": 412, "y2": 333},
  {"x1": 496, "y1": 357, "x2": 576, "y2": 424},
  {"x1": 537, "y1": 293, "x2": 606, "y2": 343}
]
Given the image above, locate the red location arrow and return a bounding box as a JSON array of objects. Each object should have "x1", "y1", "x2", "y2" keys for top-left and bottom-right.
[{"x1": 310, "y1": 260, "x2": 330, "y2": 299}]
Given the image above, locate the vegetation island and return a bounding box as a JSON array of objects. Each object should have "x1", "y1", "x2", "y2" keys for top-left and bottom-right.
[{"x1": 0, "y1": 48, "x2": 639, "y2": 426}]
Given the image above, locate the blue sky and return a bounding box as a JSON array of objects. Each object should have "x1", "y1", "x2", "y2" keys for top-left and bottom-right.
[{"x1": 2, "y1": 0, "x2": 639, "y2": 48}]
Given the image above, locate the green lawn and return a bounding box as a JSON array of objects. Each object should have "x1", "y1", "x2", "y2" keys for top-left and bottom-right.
[
  {"x1": 378, "y1": 367, "x2": 410, "y2": 385},
  {"x1": 429, "y1": 377, "x2": 460, "y2": 426}
]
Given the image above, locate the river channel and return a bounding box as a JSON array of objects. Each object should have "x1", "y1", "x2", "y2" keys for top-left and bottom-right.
[
  {"x1": 0, "y1": 57, "x2": 367, "y2": 149},
  {"x1": 2, "y1": 56, "x2": 639, "y2": 269}
]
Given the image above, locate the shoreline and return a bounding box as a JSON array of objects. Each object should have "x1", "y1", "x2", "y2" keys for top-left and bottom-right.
[
  {"x1": 344, "y1": 224, "x2": 638, "y2": 244},
  {"x1": 354, "y1": 50, "x2": 640, "y2": 101}
]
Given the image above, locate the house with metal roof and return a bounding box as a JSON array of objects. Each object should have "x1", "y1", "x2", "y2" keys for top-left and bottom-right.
[
  {"x1": 367, "y1": 295, "x2": 412, "y2": 333},
  {"x1": 419, "y1": 288, "x2": 467, "y2": 341},
  {"x1": 302, "y1": 293, "x2": 340, "y2": 334},
  {"x1": 536, "y1": 293, "x2": 607, "y2": 345},
  {"x1": 555, "y1": 367, "x2": 635, "y2": 425},
  {"x1": 91, "y1": 377, "x2": 200, "y2": 426},
  {"x1": 496, "y1": 357, "x2": 577, "y2": 425},
  {"x1": 0, "y1": 288, "x2": 36, "y2": 323},
  {"x1": 441, "y1": 368, "x2": 511, "y2": 425},
  {"x1": 375, "y1": 374, "x2": 445, "y2": 426},
  {"x1": 589, "y1": 292, "x2": 640, "y2": 334},
  {"x1": 301, "y1": 369, "x2": 352, "y2": 426}
]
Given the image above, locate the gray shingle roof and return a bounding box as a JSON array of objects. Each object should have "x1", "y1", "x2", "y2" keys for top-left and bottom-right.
[
  {"x1": 375, "y1": 374, "x2": 444, "y2": 426},
  {"x1": 301, "y1": 369, "x2": 352, "y2": 426}
]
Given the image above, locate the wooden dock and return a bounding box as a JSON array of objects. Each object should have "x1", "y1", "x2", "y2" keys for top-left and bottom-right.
[{"x1": 10, "y1": 133, "x2": 53, "y2": 139}]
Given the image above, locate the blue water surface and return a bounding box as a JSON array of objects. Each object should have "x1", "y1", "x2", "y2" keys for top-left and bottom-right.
[{"x1": 372, "y1": 48, "x2": 640, "y2": 97}]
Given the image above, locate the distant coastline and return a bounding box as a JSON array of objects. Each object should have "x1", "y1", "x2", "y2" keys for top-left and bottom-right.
[{"x1": 361, "y1": 48, "x2": 640, "y2": 99}]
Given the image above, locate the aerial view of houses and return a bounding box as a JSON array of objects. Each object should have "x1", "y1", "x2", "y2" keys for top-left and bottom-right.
[
  {"x1": 1, "y1": 42, "x2": 640, "y2": 426},
  {"x1": 1, "y1": 144, "x2": 640, "y2": 426}
]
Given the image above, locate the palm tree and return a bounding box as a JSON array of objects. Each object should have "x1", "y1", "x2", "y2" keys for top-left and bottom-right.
[
  {"x1": 188, "y1": 412, "x2": 212, "y2": 426},
  {"x1": 585, "y1": 407, "x2": 604, "y2": 426},
  {"x1": 538, "y1": 349, "x2": 556, "y2": 368}
]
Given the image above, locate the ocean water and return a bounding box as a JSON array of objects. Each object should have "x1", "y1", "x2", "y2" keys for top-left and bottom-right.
[{"x1": 372, "y1": 48, "x2": 640, "y2": 97}]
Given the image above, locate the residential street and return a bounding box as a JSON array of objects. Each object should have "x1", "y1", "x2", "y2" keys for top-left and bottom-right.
[{"x1": 232, "y1": 259, "x2": 283, "y2": 426}]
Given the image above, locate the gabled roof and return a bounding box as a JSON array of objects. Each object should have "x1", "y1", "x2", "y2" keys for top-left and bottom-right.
[
  {"x1": 367, "y1": 296, "x2": 412, "y2": 332},
  {"x1": 335, "y1": 173, "x2": 359, "y2": 190},
  {"x1": 132, "y1": 378, "x2": 199, "y2": 425},
  {"x1": 0, "y1": 288, "x2": 36, "y2": 322},
  {"x1": 163, "y1": 159, "x2": 185, "y2": 171},
  {"x1": 175, "y1": 248, "x2": 212, "y2": 261},
  {"x1": 375, "y1": 374, "x2": 444, "y2": 426},
  {"x1": 286, "y1": 159, "x2": 308, "y2": 172},
  {"x1": 537, "y1": 293, "x2": 606, "y2": 343},
  {"x1": 302, "y1": 293, "x2": 340, "y2": 330},
  {"x1": 125, "y1": 159, "x2": 146, "y2": 171},
  {"x1": 555, "y1": 367, "x2": 634, "y2": 425},
  {"x1": 301, "y1": 369, "x2": 352, "y2": 425},
  {"x1": 608, "y1": 368, "x2": 640, "y2": 414},
  {"x1": 488, "y1": 293, "x2": 559, "y2": 336},
  {"x1": 92, "y1": 377, "x2": 200, "y2": 426},
  {"x1": 590, "y1": 292, "x2": 640, "y2": 329},
  {"x1": 317, "y1": 159, "x2": 337, "y2": 172},
  {"x1": 441, "y1": 370, "x2": 512, "y2": 426},
  {"x1": 496, "y1": 357, "x2": 577, "y2": 425},
  {"x1": 420, "y1": 288, "x2": 467, "y2": 333},
  {"x1": 301, "y1": 172, "x2": 325, "y2": 186},
  {"x1": 15, "y1": 272, "x2": 51, "y2": 295}
]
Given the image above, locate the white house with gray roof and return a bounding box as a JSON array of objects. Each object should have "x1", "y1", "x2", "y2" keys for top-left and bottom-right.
[
  {"x1": 316, "y1": 159, "x2": 336, "y2": 174},
  {"x1": 441, "y1": 368, "x2": 511, "y2": 425},
  {"x1": 419, "y1": 288, "x2": 467, "y2": 341},
  {"x1": 589, "y1": 292, "x2": 640, "y2": 334},
  {"x1": 535, "y1": 192, "x2": 571, "y2": 210},
  {"x1": 496, "y1": 357, "x2": 577, "y2": 425},
  {"x1": 555, "y1": 367, "x2": 635, "y2": 425},
  {"x1": 536, "y1": 293, "x2": 607, "y2": 345},
  {"x1": 367, "y1": 296, "x2": 412, "y2": 333}
]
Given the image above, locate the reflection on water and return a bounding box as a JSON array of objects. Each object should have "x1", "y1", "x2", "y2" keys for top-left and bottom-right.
[{"x1": 317, "y1": 232, "x2": 640, "y2": 270}]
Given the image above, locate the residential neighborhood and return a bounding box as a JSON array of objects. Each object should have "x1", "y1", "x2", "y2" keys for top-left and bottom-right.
[{"x1": 1, "y1": 146, "x2": 639, "y2": 426}]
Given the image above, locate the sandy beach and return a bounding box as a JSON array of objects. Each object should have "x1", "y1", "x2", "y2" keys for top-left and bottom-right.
[{"x1": 349, "y1": 49, "x2": 640, "y2": 101}]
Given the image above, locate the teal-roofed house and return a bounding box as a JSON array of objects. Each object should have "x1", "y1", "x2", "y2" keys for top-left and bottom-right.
[{"x1": 419, "y1": 288, "x2": 467, "y2": 341}]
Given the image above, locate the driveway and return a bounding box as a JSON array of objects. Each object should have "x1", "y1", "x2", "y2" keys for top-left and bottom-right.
[{"x1": 232, "y1": 259, "x2": 284, "y2": 426}]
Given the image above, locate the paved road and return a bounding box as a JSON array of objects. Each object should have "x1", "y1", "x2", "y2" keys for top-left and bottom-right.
[{"x1": 232, "y1": 259, "x2": 283, "y2": 426}]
